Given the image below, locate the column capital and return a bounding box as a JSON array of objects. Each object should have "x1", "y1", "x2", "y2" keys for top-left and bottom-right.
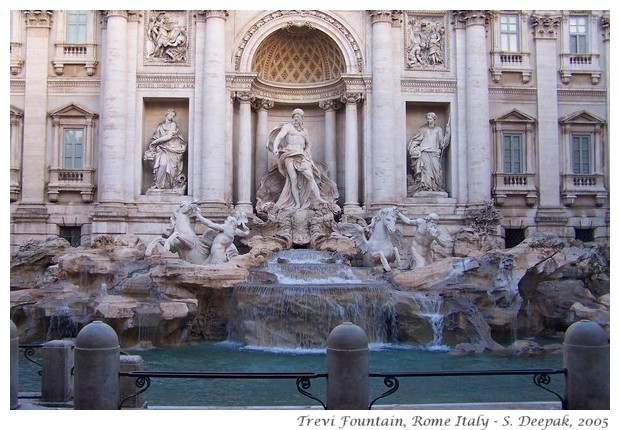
[
  {"x1": 23, "y1": 10, "x2": 53, "y2": 28},
  {"x1": 368, "y1": 10, "x2": 394, "y2": 25},
  {"x1": 319, "y1": 99, "x2": 343, "y2": 111},
  {"x1": 102, "y1": 10, "x2": 129, "y2": 21},
  {"x1": 340, "y1": 93, "x2": 364, "y2": 105},
  {"x1": 232, "y1": 91, "x2": 255, "y2": 104},
  {"x1": 198, "y1": 10, "x2": 228, "y2": 20},
  {"x1": 601, "y1": 15, "x2": 610, "y2": 41},
  {"x1": 453, "y1": 10, "x2": 490, "y2": 28},
  {"x1": 251, "y1": 98, "x2": 275, "y2": 111},
  {"x1": 531, "y1": 13, "x2": 561, "y2": 39}
]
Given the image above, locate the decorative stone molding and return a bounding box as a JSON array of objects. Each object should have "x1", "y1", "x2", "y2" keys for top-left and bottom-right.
[
  {"x1": 202, "y1": 10, "x2": 228, "y2": 19},
  {"x1": 404, "y1": 12, "x2": 449, "y2": 71},
  {"x1": 234, "y1": 10, "x2": 364, "y2": 73},
  {"x1": 10, "y1": 106, "x2": 23, "y2": 202},
  {"x1": 601, "y1": 15, "x2": 610, "y2": 41},
  {"x1": 137, "y1": 74, "x2": 194, "y2": 88},
  {"x1": 531, "y1": 13, "x2": 561, "y2": 39},
  {"x1": 250, "y1": 76, "x2": 346, "y2": 103},
  {"x1": 102, "y1": 10, "x2": 129, "y2": 21},
  {"x1": 401, "y1": 79, "x2": 456, "y2": 93},
  {"x1": 23, "y1": 10, "x2": 53, "y2": 27},
  {"x1": 10, "y1": 42, "x2": 24, "y2": 75}
]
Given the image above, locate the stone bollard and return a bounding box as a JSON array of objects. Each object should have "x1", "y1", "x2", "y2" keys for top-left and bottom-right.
[
  {"x1": 10, "y1": 320, "x2": 19, "y2": 410},
  {"x1": 74, "y1": 321, "x2": 120, "y2": 409},
  {"x1": 119, "y1": 354, "x2": 147, "y2": 409},
  {"x1": 42, "y1": 340, "x2": 74, "y2": 404},
  {"x1": 563, "y1": 319, "x2": 610, "y2": 409},
  {"x1": 326, "y1": 322, "x2": 369, "y2": 409}
]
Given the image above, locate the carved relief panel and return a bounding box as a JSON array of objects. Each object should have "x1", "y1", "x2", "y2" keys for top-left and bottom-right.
[
  {"x1": 404, "y1": 12, "x2": 449, "y2": 71},
  {"x1": 144, "y1": 10, "x2": 190, "y2": 65}
]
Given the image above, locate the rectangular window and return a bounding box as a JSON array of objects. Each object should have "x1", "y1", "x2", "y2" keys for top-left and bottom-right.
[
  {"x1": 500, "y1": 14, "x2": 520, "y2": 52},
  {"x1": 503, "y1": 133, "x2": 522, "y2": 173},
  {"x1": 572, "y1": 135, "x2": 591, "y2": 174},
  {"x1": 66, "y1": 11, "x2": 87, "y2": 44},
  {"x1": 59, "y1": 226, "x2": 82, "y2": 247},
  {"x1": 569, "y1": 16, "x2": 588, "y2": 54},
  {"x1": 63, "y1": 128, "x2": 84, "y2": 169}
]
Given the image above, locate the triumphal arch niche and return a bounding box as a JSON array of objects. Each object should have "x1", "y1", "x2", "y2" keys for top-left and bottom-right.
[{"x1": 232, "y1": 11, "x2": 367, "y2": 250}]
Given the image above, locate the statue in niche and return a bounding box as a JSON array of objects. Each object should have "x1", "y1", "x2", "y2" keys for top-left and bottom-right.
[
  {"x1": 252, "y1": 108, "x2": 344, "y2": 251},
  {"x1": 145, "y1": 200, "x2": 250, "y2": 265},
  {"x1": 143, "y1": 109, "x2": 187, "y2": 193},
  {"x1": 407, "y1": 112, "x2": 450, "y2": 193},
  {"x1": 257, "y1": 108, "x2": 339, "y2": 215},
  {"x1": 396, "y1": 212, "x2": 450, "y2": 269},
  {"x1": 406, "y1": 17, "x2": 446, "y2": 68},
  {"x1": 146, "y1": 12, "x2": 188, "y2": 62}
]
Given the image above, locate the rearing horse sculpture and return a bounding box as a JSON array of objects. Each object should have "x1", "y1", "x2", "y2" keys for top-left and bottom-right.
[
  {"x1": 145, "y1": 200, "x2": 210, "y2": 265},
  {"x1": 336, "y1": 207, "x2": 404, "y2": 272}
]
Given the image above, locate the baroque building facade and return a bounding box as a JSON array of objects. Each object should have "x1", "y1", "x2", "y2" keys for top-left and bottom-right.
[{"x1": 9, "y1": 10, "x2": 610, "y2": 251}]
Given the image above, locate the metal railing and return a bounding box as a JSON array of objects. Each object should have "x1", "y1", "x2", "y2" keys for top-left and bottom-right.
[{"x1": 118, "y1": 367, "x2": 566, "y2": 410}]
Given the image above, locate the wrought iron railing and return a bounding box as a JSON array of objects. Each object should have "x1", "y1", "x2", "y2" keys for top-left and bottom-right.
[
  {"x1": 119, "y1": 367, "x2": 566, "y2": 410},
  {"x1": 118, "y1": 370, "x2": 328, "y2": 409},
  {"x1": 369, "y1": 368, "x2": 566, "y2": 409}
]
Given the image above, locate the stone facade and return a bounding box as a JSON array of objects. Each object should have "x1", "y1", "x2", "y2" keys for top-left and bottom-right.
[{"x1": 9, "y1": 10, "x2": 610, "y2": 252}]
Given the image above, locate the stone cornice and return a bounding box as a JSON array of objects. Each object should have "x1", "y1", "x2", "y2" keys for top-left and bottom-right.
[
  {"x1": 250, "y1": 77, "x2": 346, "y2": 103},
  {"x1": 531, "y1": 13, "x2": 561, "y2": 39},
  {"x1": 488, "y1": 86, "x2": 537, "y2": 96},
  {"x1": 23, "y1": 10, "x2": 53, "y2": 28}
]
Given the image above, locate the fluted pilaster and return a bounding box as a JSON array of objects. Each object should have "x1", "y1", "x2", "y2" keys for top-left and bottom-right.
[
  {"x1": 319, "y1": 99, "x2": 342, "y2": 183},
  {"x1": 234, "y1": 91, "x2": 255, "y2": 213},
  {"x1": 341, "y1": 93, "x2": 363, "y2": 211}
]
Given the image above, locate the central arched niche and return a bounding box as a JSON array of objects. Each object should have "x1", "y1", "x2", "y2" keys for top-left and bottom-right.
[{"x1": 251, "y1": 24, "x2": 346, "y2": 85}]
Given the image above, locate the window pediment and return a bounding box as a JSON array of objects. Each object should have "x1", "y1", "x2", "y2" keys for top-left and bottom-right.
[
  {"x1": 49, "y1": 103, "x2": 97, "y2": 119},
  {"x1": 492, "y1": 109, "x2": 536, "y2": 124},
  {"x1": 559, "y1": 110, "x2": 604, "y2": 125}
]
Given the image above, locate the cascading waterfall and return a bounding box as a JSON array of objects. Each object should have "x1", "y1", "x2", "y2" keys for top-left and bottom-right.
[
  {"x1": 227, "y1": 250, "x2": 397, "y2": 349},
  {"x1": 410, "y1": 293, "x2": 445, "y2": 349},
  {"x1": 46, "y1": 305, "x2": 78, "y2": 340}
]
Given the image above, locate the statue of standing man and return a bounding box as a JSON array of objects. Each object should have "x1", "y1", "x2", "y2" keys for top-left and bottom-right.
[{"x1": 407, "y1": 112, "x2": 450, "y2": 193}]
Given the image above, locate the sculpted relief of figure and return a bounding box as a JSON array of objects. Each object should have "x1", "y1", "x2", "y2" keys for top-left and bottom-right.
[
  {"x1": 195, "y1": 209, "x2": 250, "y2": 264},
  {"x1": 406, "y1": 16, "x2": 446, "y2": 68},
  {"x1": 407, "y1": 112, "x2": 450, "y2": 193},
  {"x1": 146, "y1": 12, "x2": 188, "y2": 62},
  {"x1": 144, "y1": 109, "x2": 187, "y2": 193},
  {"x1": 257, "y1": 108, "x2": 339, "y2": 216}
]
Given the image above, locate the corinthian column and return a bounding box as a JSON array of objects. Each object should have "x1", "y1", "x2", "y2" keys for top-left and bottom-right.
[
  {"x1": 369, "y1": 11, "x2": 397, "y2": 205},
  {"x1": 21, "y1": 10, "x2": 53, "y2": 204},
  {"x1": 457, "y1": 11, "x2": 492, "y2": 204},
  {"x1": 318, "y1": 99, "x2": 342, "y2": 182},
  {"x1": 202, "y1": 10, "x2": 229, "y2": 208},
  {"x1": 341, "y1": 93, "x2": 363, "y2": 212},
  {"x1": 99, "y1": 10, "x2": 128, "y2": 203},
  {"x1": 531, "y1": 13, "x2": 562, "y2": 209},
  {"x1": 252, "y1": 99, "x2": 274, "y2": 191},
  {"x1": 234, "y1": 91, "x2": 255, "y2": 214}
]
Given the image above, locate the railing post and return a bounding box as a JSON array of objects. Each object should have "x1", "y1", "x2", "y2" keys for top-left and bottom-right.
[
  {"x1": 119, "y1": 354, "x2": 147, "y2": 409},
  {"x1": 42, "y1": 340, "x2": 74, "y2": 404},
  {"x1": 563, "y1": 319, "x2": 610, "y2": 409},
  {"x1": 10, "y1": 320, "x2": 19, "y2": 410},
  {"x1": 326, "y1": 322, "x2": 369, "y2": 409},
  {"x1": 74, "y1": 321, "x2": 120, "y2": 409}
]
